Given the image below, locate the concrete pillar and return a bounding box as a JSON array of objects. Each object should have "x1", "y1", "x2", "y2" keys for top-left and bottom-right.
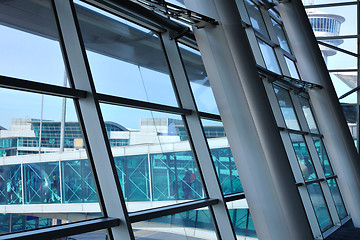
[
  {"x1": 278, "y1": 0, "x2": 360, "y2": 227},
  {"x1": 183, "y1": 0, "x2": 313, "y2": 239}
]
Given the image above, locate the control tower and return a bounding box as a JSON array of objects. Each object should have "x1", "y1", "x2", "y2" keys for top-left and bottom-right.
[{"x1": 303, "y1": 0, "x2": 345, "y2": 64}]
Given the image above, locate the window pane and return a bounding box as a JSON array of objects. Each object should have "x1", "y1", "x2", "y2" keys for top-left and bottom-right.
[
  {"x1": 132, "y1": 208, "x2": 217, "y2": 240},
  {"x1": 244, "y1": 0, "x2": 269, "y2": 37},
  {"x1": 273, "y1": 86, "x2": 301, "y2": 130},
  {"x1": 227, "y1": 200, "x2": 257, "y2": 238},
  {"x1": 299, "y1": 97, "x2": 319, "y2": 134},
  {"x1": 312, "y1": 137, "x2": 334, "y2": 176},
  {"x1": 271, "y1": 18, "x2": 291, "y2": 53},
  {"x1": 290, "y1": 134, "x2": 317, "y2": 181},
  {"x1": 285, "y1": 57, "x2": 300, "y2": 79},
  {"x1": 75, "y1": 2, "x2": 178, "y2": 106},
  {"x1": 327, "y1": 179, "x2": 347, "y2": 220},
  {"x1": 307, "y1": 183, "x2": 333, "y2": 232},
  {"x1": 0, "y1": 0, "x2": 67, "y2": 86},
  {"x1": 201, "y1": 119, "x2": 243, "y2": 195},
  {"x1": 179, "y1": 43, "x2": 219, "y2": 115},
  {"x1": 258, "y1": 39, "x2": 282, "y2": 74},
  {"x1": 100, "y1": 104, "x2": 206, "y2": 210}
]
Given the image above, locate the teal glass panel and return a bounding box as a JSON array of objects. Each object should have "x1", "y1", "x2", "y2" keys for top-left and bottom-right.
[
  {"x1": 62, "y1": 160, "x2": 82, "y2": 203},
  {"x1": 132, "y1": 208, "x2": 216, "y2": 239},
  {"x1": 42, "y1": 162, "x2": 60, "y2": 203},
  {"x1": 299, "y1": 96, "x2": 319, "y2": 134},
  {"x1": 126, "y1": 154, "x2": 150, "y2": 201},
  {"x1": 271, "y1": 18, "x2": 291, "y2": 53},
  {"x1": 82, "y1": 160, "x2": 97, "y2": 203},
  {"x1": 244, "y1": 0, "x2": 269, "y2": 37},
  {"x1": 178, "y1": 43, "x2": 219, "y2": 115},
  {"x1": 175, "y1": 151, "x2": 202, "y2": 200},
  {"x1": 274, "y1": 86, "x2": 301, "y2": 130},
  {"x1": 26, "y1": 216, "x2": 39, "y2": 230},
  {"x1": 114, "y1": 156, "x2": 126, "y2": 198},
  {"x1": 76, "y1": 2, "x2": 178, "y2": 107},
  {"x1": 229, "y1": 208, "x2": 257, "y2": 238},
  {"x1": 7, "y1": 165, "x2": 22, "y2": 204},
  {"x1": 290, "y1": 134, "x2": 317, "y2": 181},
  {"x1": 258, "y1": 39, "x2": 282, "y2": 74},
  {"x1": 0, "y1": 166, "x2": 6, "y2": 204},
  {"x1": 327, "y1": 179, "x2": 347, "y2": 220},
  {"x1": 307, "y1": 183, "x2": 333, "y2": 232},
  {"x1": 24, "y1": 163, "x2": 41, "y2": 204},
  {"x1": 211, "y1": 148, "x2": 243, "y2": 195},
  {"x1": 201, "y1": 119, "x2": 242, "y2": 195},
  {"x1": 313, "y1": 137, "x2": 334, "y2": 176},
  {"x1": 150, "y1": 152, "x2": 178, "y2": 201},
  {"x1": 0, "y1": 214, "x2": 10, "y2": 234},
  {"x1": 11, "y1": 214, "x2": 26, "y2": 233}
]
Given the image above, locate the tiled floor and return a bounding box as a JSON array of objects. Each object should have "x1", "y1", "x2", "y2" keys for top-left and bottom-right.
[{"x1": 326, "y1": 220, "x2": 360, "y2": 240}]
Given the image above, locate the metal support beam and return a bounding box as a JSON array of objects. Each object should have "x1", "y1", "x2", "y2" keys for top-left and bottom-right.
[
  {"x1": 0, "y1": 217, "x2": 120, "y2": 240},
  {"x1": 162, "y1": 31, "x2": 237, "y2": 240},
  {"x1": 182, "y1": 0, "x2": 313, "y2": 239},
  {"x1": 278, "y1": 0, "x2": 360, "y2": 228},
  {"x1": 52, "y1": 0, "x2": 134, "y2": 239}
]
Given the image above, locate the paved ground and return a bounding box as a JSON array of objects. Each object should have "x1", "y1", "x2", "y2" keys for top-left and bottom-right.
[
  {"x1": 65, "y1": 229, "x2": 205, "y2": 240},
  {"x1": 326, "y1": 220, "x2": 360, "y2": 240}
]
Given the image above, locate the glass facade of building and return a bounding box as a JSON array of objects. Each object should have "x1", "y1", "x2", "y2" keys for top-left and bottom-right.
[{"x1": 0, "y1": 0, "x2": 355, "y2": 239}]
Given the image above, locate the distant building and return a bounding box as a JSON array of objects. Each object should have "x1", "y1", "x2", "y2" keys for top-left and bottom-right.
[{"x1": 0, "y1": 118, "x2": 226, "y2": 156}]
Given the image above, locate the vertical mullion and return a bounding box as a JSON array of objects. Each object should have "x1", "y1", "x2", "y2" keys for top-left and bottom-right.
[
  {"x1": 52, "y1": 1, "x2": 134, "y2": 239},
  {"x1": 161, "y1": 31, "x2": 237, "y2": 240}
]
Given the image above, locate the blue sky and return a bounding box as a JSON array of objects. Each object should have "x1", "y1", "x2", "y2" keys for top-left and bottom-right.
[{"x1": 0, "y1": 0, "x2": 356, "y2": 129}]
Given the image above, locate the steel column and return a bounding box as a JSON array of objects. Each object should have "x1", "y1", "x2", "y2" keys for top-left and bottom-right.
[
  {"x1": 161, "y1": 31, "x2": 237, "y2": 240},
  {"x1": 278, "y1": 0, "x2": 360, "y2": 228},
  {"x1": 183, "y1": 0, "x2": 313, "y2": 239},
  {"x1": 52, "y1": 0, "x2": 134, "y2": 239}
]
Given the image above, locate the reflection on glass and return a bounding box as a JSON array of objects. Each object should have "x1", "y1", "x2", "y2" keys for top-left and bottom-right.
[
  {"x1": 100, "y1": 104, "x2": 205, "y2": 207},
  {"x1": 75, "y1": 2, "x2": 178, "y2": 106},
  {"x1": 0, "y1": 0, "x2": 66, "y2": 86},
  {"x1": 299, "y1": 97, "x2": 319, "y2": 134},
  {"x1": 271, "y1": 18, "x2": 291, "y2": 53},
  {"x1": 307, "y1": 183, "x2": 333, "y2": 232},
  {"x1": 285, "y1": 57, "x2": 300, "y2": 79},
  {"x1": 258, "y1": 39, "x2": 282, "y2": 74},
  {"x1": 178, "y1": 43, "x2": 219, "y2": 115},
  {"x1": 244, "y1": 0, "x2": 269, "y2": 37},
  {"x1": 327, "y1": 179, "x2": 347, "y2": 220},
  {"x1": 273, "y1": 86, "x2": 301, "y2": 130},
  {"x1": 132, "y1": 208, "x2": 217, "y2": 240},
  {"x1": 312, "y1": 137, "x2": 333, "y2": 176},
  {"x1": 290, "y1": 134, "x2": 317, "y2": 181}
]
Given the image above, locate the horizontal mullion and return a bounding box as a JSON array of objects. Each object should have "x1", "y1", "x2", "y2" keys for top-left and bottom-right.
[
  {"x1": 305, "y1": 178, "x2": 325, "y2": 185},
  {"x1": 0, "y1": 217, "x2": 119, "y2": 240},
  {"x1": 328, "y1": 69, "x2": 358, "y2": 73},
  {"x1": 316, "y1": 35, "x2": 357, "y2": 40},
  {"x1": 317, "y1": 41, "x2": 358, "y2": 58},
  {"x1": 97, "y1": 93, "x2": 192, "y2": 115},
  {"x1": 224, "y1": 192, "x2": 246, "y2": 202},
  {"x1": 0, "y1": 75, "x2": 87, "y2": 99},
  {"x1": 199, "y1": 112, "x2": 222, "y2": 121},
  {"x1": 325, "y1": 175, "x2": 338, "y2": 180},
  {"x1": 304, "y1": 1, "x2": 357, "y2": 8},
  {"x1": 129, "y1": 198, "x2": 218, "y2": 223}
]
